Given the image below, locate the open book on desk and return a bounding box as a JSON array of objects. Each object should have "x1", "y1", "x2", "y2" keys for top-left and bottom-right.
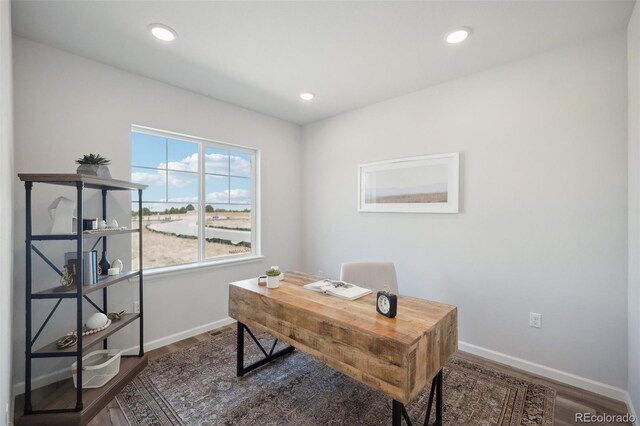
[{"x1": 303, "y1": 279, "x2": 372, "y2": 301}]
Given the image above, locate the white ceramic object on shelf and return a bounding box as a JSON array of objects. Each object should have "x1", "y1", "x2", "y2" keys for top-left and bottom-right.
[
  {"x1": 86, "y1": 313, "x2": 109, "y2": 330},
  {"x1": 98, "y1": 220, "x2": 107, "y2": 230},
  {"x1": 112, "y1": 259, "x2": 123, "y2": 271},
  {"x1": 107, "y1": 219, "x2": 118, "y2": 228},
  {"x1": 108, "y1": 268, "x2": 120, "y2": 276},
  {"x1": 48, "y1": 196, "x2": 75, "y2": 234}
]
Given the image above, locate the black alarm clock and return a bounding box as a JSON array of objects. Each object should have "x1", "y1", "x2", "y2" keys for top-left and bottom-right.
[{"x1": 376, "y1": 287, "x2": 397, "y2": 318}]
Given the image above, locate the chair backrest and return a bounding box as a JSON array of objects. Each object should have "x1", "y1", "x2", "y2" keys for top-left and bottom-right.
[{"x1": 340, "y1": 261, "x2": 399, "y2": 294}]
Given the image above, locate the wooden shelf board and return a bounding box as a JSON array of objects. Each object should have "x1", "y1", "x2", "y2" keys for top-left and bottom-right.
[
  {"x1": 18, "y1": 173, "x2": 147, "y2": 191},
  {"x1": 35, "y1": 314, "x2": 140, "y2": 355},
  {"x1": 81, "y1": 229, "x2": 140, "y2": 238},
  {"x1": 15, "y1": 355, "x2": 148, "y2": 426},
  {"x1": 31, "y1": 228, "x2": 139, "y2": 241},
  {"x1": 35, "y1": 271, "x2": 140, "y2": 298}
]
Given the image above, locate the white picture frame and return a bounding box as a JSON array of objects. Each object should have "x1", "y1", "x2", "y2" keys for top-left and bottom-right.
[{"x1": 358, "y1": 152, "x2": 460, "y2": 213}]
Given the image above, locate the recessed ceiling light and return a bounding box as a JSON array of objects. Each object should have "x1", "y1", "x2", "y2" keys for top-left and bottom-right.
[
  {"x1": 300, "y1": 92, "x2": 315, "y2": 101},
  {"x1": 445, "y1": 27, "x2": 471, "y2": 44},
  {"x1": 150, "y1": 24, "x2": 177, "y2": 42}
]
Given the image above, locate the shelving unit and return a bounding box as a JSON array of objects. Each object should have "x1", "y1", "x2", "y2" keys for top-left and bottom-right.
[{"x1": 17, "y1": 174, "x2": 148, "y2": 426}]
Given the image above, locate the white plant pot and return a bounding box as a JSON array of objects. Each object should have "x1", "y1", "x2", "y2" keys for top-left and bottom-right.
[{"x1": 267, "y1": 276, "x2": 280, "y2": 289}]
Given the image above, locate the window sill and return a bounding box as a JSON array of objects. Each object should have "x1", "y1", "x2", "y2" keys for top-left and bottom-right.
[{"x1": 130, "y1": 255, "x2": 264, "y2": 281}]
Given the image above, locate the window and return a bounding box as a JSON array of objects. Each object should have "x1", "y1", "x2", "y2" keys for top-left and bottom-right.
[{"x1": 130, "y1": 127, "x2": 258, "y2": 271}]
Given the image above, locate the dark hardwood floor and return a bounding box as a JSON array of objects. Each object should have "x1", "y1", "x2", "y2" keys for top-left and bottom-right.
[{"x1": 15, "y1": 326, "x2": 634, "y2": 426}]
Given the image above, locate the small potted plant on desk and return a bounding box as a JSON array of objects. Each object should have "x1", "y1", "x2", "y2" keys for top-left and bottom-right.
[
  {"x1": 266, "y1": 267, "x2": 281, "y2": 289},
  {"x1": 76, "y1": 153, "x2": 112, "y2": 179}
]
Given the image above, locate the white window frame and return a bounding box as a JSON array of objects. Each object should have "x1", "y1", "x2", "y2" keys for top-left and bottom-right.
[{"x1": 131, "y1": 125, "x2": 261, "y2": 274}]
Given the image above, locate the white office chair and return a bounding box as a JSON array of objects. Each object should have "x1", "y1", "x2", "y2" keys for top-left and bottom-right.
[{"x1": 340, "y1": 261, "x2": 399, "y2": 294}]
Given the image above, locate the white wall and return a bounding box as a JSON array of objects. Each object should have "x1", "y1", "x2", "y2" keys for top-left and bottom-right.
[
  {"x1": 1, "y1": 1, "x2": 14, "y2": 423},
  {"x1": 302, "y1": 32, "x2": 629, "y2": 392},
  {"x1": 11, "y1": 37, "x2": 302, "y2": 392},
  {"x1": 628, "y1": 0, "x2": 640, "y2": 418}
]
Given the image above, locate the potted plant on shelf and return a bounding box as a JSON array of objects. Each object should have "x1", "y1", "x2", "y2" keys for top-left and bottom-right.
[
  {"x1": 76, "y1": 153, "x2": 112, "y2": 179},
  {"x1": 266, "y1": 267, "x2": 281, "y2": 289}
]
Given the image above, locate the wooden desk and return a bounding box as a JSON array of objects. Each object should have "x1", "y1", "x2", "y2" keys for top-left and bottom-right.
[{"x1": 229, "y1": 271, "x2": 457, "y2": 425}]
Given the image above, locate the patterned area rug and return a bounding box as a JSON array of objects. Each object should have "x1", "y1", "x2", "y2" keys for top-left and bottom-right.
[{"x1": 116, "y1": 328, "x2": 555, "y2": 426}]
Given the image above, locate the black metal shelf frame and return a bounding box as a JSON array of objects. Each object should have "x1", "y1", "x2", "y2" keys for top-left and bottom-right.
[{"x1": 22, "y1": 178, "x2": 145, "y2": 415}]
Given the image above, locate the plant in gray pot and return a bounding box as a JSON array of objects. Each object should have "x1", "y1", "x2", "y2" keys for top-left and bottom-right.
[{"x1": 76, "y1": 154, "x2": 112, "y2": 179}]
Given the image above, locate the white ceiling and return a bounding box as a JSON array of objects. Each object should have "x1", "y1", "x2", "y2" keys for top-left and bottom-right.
[{"x1": 11, "y1": 0, "x2": 635, "y2": 125}]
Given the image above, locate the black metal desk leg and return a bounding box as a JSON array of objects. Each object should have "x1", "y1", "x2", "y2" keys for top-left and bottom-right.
[
  {"x1": 236, "y1": 321, "x2": 295, "y2": 377},
  {"x1": 236, "y1": 321, "x2": 244, "y2": 377},
  {"x1": 391, "y1": 399, "x2": 402, "y2": 426},
  {"x1": 435, "y1": 370, "x2": 443, "y2": 425},
  {"x1": 392, "y1": 400, "x2": 403, "y2": 426},
  {"x1": 392, "y1": 399, "x2": 416, "y2": 426},
  {"x1": 390, "y1": 368, "x2": 445, "y2": 426},
  {"x1": 424, "y1": 369, "x2": 444, "y2": 426}
]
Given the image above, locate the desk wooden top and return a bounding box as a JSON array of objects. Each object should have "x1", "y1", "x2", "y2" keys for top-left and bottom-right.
[{"x1": 229, "y1": 271, "x2": 457, "y2": 403}]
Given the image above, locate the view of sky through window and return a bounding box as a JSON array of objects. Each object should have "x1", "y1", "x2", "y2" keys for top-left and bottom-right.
[{"x1": 130, "y1": 131, "x2": 255, "y2": 270}]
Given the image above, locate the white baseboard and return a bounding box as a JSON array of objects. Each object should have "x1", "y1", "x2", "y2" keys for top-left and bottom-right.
[
  {"x1": 459, "y1": 341, "x2": 629, "y2": 402},
  {"x1": 12, "y1": 317, "x2": 236, "y2": 395},
  {"x1": 121, "y1": 317, "x2": 236, "y2": 355},
  {"x1": 12, "y1": 367, "x2": 69, "y2": 396},
  {"x1": 626, "y1": 391, "x2": 640, "y2": 426}
]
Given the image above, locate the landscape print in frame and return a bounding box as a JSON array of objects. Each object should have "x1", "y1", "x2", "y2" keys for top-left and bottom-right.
[{"x1": 358, "y1": 152, "x2": 459, "y2": 213}]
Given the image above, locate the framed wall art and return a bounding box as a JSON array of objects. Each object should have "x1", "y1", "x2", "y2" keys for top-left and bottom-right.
[{"x1": 358, "y1": 152, "x2": 459, "y2": 213}]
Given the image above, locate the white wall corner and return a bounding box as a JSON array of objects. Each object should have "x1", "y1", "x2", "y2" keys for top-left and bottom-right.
[
  {"x1": 629, "y1": 1, "x2": 640, "y2": 425},
  {"x1": 626, "y1": 391, "x2": 640, "y2": 426},
  {"x1": 0, "y1": 0, "x2": 14, "y2": 424}
]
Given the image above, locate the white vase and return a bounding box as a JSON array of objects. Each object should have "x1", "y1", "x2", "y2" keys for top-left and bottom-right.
[{"x1": 267, "y1": 276, "x2": 280, "y2": 289}]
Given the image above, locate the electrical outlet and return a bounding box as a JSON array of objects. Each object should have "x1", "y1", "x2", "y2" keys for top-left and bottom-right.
[
  {"x1": 529, "y1": 312, "x2": 542, "y2": 328},
  {"x1": 133, "y1": 301, "x2": 140, "y2": 314}
]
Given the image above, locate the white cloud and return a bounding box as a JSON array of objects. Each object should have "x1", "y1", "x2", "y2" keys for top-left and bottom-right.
[
  {"x1": 148, "y1": 152, "x2": 250, "y2": 177},
  {"x1": 134, "y1": 152, "x2": 250, "y2": 205},
  {"x1": 230, "y1": 154, "x2": 251, "y2": 176},
  {"x1": 206, "y1": 189, "x2": 251, "y2": 204},
  {"x1": 131, "y1": 171, "x2": 164, "y2": 185},
  {"x1": 205, "y1": 153, "x2": 229, "y2": 174},
  {"x1": 159, "y1": 153, "x2": 199, "y2": 172},
  {"x1": 132, "y1": 169, "x2": 194, "y2": 188},
  {"x1": 203, "y1": 152, "x2": 251, "y2": 176},
  {"x1": 167, "y1": 172, "x2": 196, "y2": 188}
]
